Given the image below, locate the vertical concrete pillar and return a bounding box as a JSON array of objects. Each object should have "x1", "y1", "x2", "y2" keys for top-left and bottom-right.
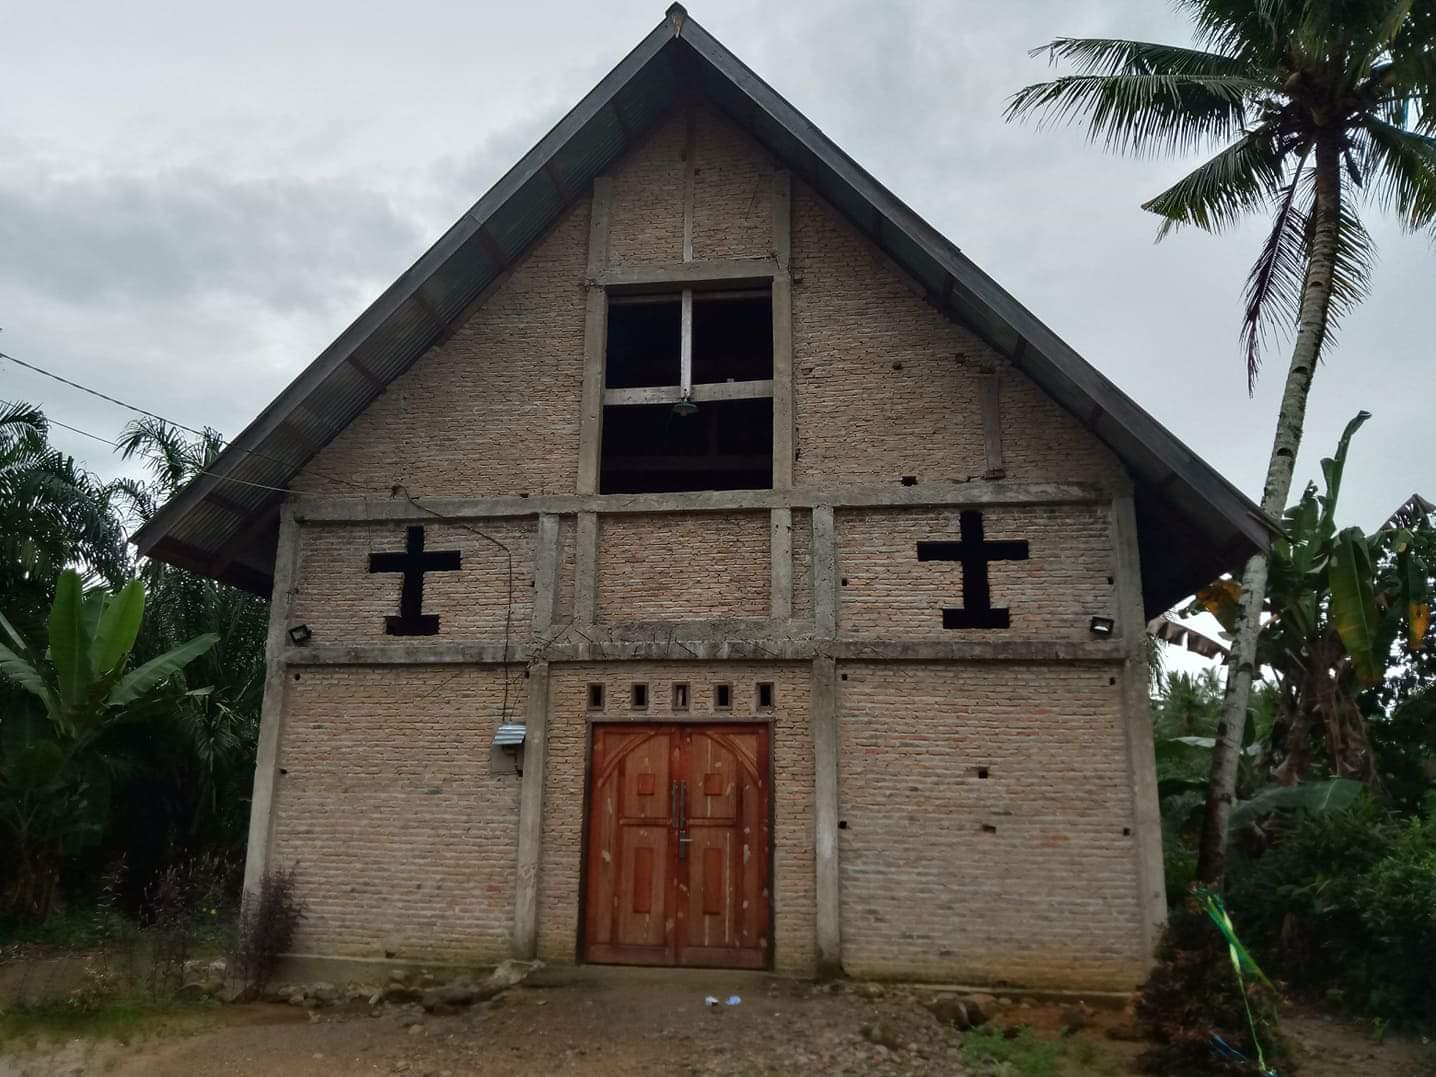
[
  {"x1": 1111, "y1": 492, "x2": 1167, "y2": 958},
  {"x1": 577, "y1": 177, "x2": 613, "y2": 497},
  {"x1": 241, "y1": 502, "x2": 301, "y2": 901},
  {"x1": 811, "y1": 655, "x2": 842, "y2": 977},
  {"x1": 513, "y1": 514, "x2": 560, "y2": 958}
]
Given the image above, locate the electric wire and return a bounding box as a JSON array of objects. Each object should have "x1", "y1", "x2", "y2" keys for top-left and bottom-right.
[{"x1": 3, "y1": 350, "x2": 523, "y2": 720}]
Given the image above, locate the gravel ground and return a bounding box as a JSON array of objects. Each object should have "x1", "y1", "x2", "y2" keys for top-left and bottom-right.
[{"x1": 1, "y1": 969, "x2": 980, "y2": 1077}]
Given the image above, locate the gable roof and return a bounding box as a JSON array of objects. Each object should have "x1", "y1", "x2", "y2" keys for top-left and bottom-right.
[{"x1": 131, "y1": 3, "x2": 1273, "y2": 616}]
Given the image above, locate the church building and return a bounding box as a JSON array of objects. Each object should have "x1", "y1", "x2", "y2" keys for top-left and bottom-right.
[{"x1": 134, "y1": 6, "x2": 1271, "y2": 989}]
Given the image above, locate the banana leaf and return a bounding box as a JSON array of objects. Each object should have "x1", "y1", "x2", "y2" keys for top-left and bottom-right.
[
  {"x1": 1329, "y1": 527, "x2": 1383, "y2": 684},
  {"x1": 1228, "y1": 778, "x2": 1362, "y2": 832},
  {"x1": 107, "y1": 632, "x2": 220, "y2": 706}
]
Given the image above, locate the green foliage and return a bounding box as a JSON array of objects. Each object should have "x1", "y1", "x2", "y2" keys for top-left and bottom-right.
[
  {"x1": 1192, "y1": 415, "x2": 1431, "y2": 784},
  {"x1": 1228, "y1": 802, "x2": 1436, "y2": 1025},
  {"x1": 0, "y1": 570, "x2": 218, "y2": 917},
  {"x1": 0, "y1": 406, "x2": 268, "y2": 920}
]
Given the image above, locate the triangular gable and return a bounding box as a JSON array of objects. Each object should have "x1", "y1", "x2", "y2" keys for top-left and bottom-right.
[{"x1": 132, "y1": 4, "x2": 1272, "y2": 614}]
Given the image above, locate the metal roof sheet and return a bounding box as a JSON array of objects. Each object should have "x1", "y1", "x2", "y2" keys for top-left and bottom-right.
[
  {"x1": 493, "y1": 724, "x2": 528, "y2": 747},
  {"x1": 131, "y1": 3, "x2": 1273, "y2": 614}
]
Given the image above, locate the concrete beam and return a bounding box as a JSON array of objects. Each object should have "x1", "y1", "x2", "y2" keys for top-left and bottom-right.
[
  {"x1": 577, "y1": 177, "x2": 613, "y2": 496},
  {"x1": 596, "y1": 257, "x2": 781, "y2": 289},
  {"x1": 1111, "y1": 493, "x2": 1166, "y2": 959},
  {"x1": 297, "y1": 481, "x2": 1111, "y2": 524},
  {"x1": 283, "y1": 636, "x2": 1127, "y2": 667},
  {"x1": 811, "y1": 655, "x2": 842, "y2": 977},
  {"x1": 241, "y1": 502, "x2": 300, "y2": 901},
  {"x1": 512, "y1": 660, "x2": 550, "y2": 958},
  {"x1": 770, "y1": 508, "x2": 792, "y2": 620},
  {"x1": 813, "y1": 506, "x2": 836, "y2": 639}
]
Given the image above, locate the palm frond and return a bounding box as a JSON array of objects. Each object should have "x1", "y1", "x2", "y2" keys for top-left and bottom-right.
[
  {"x1": 1353, "y1": 116, "x2": 1436, "y2": 231},
  {"x1": 1242, "y1": 152, "x2": 1312, "y2": 391},
  {"x1": 1142, "y1": 124, "x2": 1286, "y2": 236},
  {"x1": 1176, "y1": 0, "x2": 1297, "y2": 68},
  {"x1": 1005, "y1": 71, "x2": 1264, "y2": 157},
  {"x1": 1036, "y1": 37, "x2": 1260, "y2": 79}
]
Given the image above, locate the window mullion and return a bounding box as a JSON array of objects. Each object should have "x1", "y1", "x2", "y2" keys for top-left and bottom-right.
[{"x1": 679, "y1": 287, "x2": 693, "y2": 399}]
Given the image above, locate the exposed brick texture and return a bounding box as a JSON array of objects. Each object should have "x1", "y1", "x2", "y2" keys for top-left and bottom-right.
[
  {"x1": 539, "y1": 663, "x2": 815, "y2": 972},
  {"x1": 290, "y1": 200, "x2": 590, "y2": 500},
  {"x1": 291, "y1": 519, "x2": 535, "y2": 644},
  {"x1": 836, "y1": 506, "x2": 1116, "y2": 640},
  {"x1": 262, "y1": 98, "x2": 1154, "y2": 989},
  {"x1": 595, "y1": 513, "x2": 770, "y2": 623},
  {"x1": 270, "y1": 665, "x2": 525, "y2": 961},
  {"x1": 790, "y1": 186, "x2": 1119, "y2": 487},
  {"x1": 835, "y1": 662, "x2": 1146, "y2": 989}
]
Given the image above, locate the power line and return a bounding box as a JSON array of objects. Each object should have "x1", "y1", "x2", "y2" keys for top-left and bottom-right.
[
  {"x1": 2, "y1": 350, "x2": 215, "y2": 442},
  {"x1": 1, "y1": 348, "x2": 373, "y2": 496},
  {"x1": 4, "y1": 356, "x2": 523, "y2": 720}
]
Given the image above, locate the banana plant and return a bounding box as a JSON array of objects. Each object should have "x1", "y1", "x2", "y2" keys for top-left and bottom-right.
[
  {"x1": 1195, "y1": 413, "x2": 1432, "y2": 785},
  {"x1": 0, "y1": 569, "x2": 218, "y2": 916}
]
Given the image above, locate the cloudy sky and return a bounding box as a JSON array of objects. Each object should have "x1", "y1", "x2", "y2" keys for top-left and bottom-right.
[{"x1": 1, "y1": 1, "x2": 1428, "y2": 543}]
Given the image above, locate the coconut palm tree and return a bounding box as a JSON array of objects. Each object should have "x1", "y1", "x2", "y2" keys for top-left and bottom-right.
[{"x1": 1005, "y1": 0, "x2": 1436, "y2": 883}]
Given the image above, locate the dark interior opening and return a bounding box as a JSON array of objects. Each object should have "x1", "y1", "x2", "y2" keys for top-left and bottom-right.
[
  {"x1": 605, "y1": 298, "x2": 681, "y2": 388},
  {"x1": 714, "y1": 684, "x2": 732, "y2": 709},
  {"x1": 600, "y1": 397, "x2": 772, "y2": 493},
  {"x1": 692, "y1": 294, "x2": 772, "y2": 384}
]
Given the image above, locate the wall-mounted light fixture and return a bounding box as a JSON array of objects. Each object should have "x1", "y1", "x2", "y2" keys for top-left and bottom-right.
[
  {"x1": 1088, "y1": 615, "x2": 1115, "y2": 637},
  {"x1": 287, "y1": 624, "x2": 313, "y2": 645}
]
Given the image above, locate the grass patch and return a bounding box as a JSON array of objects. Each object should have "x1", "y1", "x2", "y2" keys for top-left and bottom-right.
[
  {"x1": 959, "y1": 1026, "x2": 1122, "y2": 1077},
  {"x1": 0, "y1": 995, "x2": 213, "y2": 1047},
  {"x1": 0, "y1": 907, "x2": 134, "y2": 951}
]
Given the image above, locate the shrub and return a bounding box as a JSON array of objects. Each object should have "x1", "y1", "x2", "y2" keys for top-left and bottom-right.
[
  {"x1": 227, "y1": 866, "x2": 304, "y2": 997},
  {"x1": 1137, "y1": 903, "x2": 1287, "y2": 1076},
  {"x1": 1227, "y1": 803, "x2": 1436, "y2": 1025}
]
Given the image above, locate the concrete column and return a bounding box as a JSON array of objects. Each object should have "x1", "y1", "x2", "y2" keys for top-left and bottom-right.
[
  {"x1": 770, "y1": 508, "x2": 792, "y2": 620},
  {"x1": 574, "y1": 511, "x2": 598, "y2": 624},
  {"x1": 577, "y1": 177, "x2": 613, "y2": 496},
  {"x1": 513, "y1": 514, "x2": 560, "y2": 957},
  {"x1": 241, "y1": 502, "x2": 301, "y2": 900},
  {"x1": 1111, "y1": 492, "x2": 1166, "y2": 958},
  {"x1": 813, "y1": 505, "x2": 836, "y2": 638},
  {"x1": 771, "y1": 171, "x2": 793, "y2": 490},
  {"x1": 811, "y1": 654, "x2": 842, "y2": 977},
  {"x1": 512, "y1": 661, "x2": 551, "y2": 959}
]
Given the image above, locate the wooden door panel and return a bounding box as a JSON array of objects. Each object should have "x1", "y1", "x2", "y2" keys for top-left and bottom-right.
[
  {"x1": 675, "y1": 726, "x2": 770, "y2": 969},
  {"x1": 584, "y1": 723, "x2": 770, "y2": 969},
  {"x1": 584, "y1": 727, "x2": 675, "y2": 964}
]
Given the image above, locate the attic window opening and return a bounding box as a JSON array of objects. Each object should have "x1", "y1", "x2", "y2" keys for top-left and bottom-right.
[{"x1": 600, "y1": 286, "x2": 774, "y2": 494}]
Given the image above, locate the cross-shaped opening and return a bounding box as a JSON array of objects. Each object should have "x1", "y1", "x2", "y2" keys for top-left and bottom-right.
[
  {"x1": 367, "y1": 525, "x2": 462, "y2": 636},
  {"x1": 916, "y1": 511, "x2": 1029, "y2": 630}
]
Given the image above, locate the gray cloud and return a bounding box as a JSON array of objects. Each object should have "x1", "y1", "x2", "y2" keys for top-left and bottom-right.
[{"x1": 0, "y1": 0, "x2": 1428, "y2": 562}]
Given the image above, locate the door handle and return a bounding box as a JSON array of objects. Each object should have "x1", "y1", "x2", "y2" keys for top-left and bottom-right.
[{"x1": 677, "y1": 779, "x2": 689, "y2": 860}]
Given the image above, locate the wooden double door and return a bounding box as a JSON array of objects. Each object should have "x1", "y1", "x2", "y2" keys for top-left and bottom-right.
[{"x1": 583, "y1": 723, "x2": 771, "y2": 969}]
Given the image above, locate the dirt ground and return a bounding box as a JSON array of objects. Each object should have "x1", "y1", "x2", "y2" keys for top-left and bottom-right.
[{"x1": 1, "y1": 967, "x2": 1432, "y2": 1077}]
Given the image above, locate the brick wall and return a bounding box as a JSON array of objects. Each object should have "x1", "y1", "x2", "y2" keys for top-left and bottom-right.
[
  {"x1": 790, "y1": 184, "x2": 1120, "y2": 487},
  {"x1": 836, "y1": 505, "x2": 1116, "y2": 641},
  {"x1": 835, "y1": 662, "x2": 1146, "y2": 989},
  {"x1": 595, "y1": 512, "x2": 770, "y2": 623},
  {"x1": 290, "y1": 198, "x2": 590, "y2": 499},
  {"x1": 538, "y1": 663, "x2": 815, "y2": 972},
  {"x1": 290, "y1": 519, "x2": 535, "y2": 644},
  {"x1": 261, "y1": 97, "x2": 1155, "y2": 988},
  {"x1": 270, "y1": 665, "x2": 525, "y2": 962}
]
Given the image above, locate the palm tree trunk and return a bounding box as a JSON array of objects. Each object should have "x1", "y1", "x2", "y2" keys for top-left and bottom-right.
[{"x1": 1195, "y1": 137, "x2": 1344, "y2": 885}]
